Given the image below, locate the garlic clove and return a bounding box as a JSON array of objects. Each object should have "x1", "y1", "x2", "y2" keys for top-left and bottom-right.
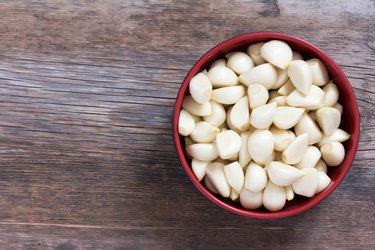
[
  {"x1": 240, "y1": 188, "x2": 263, "y2": 209},
  {"x1": 225, "y1": 106, "x2": 242, "y2": 134},
  {"x1": 292, "y1": 168, "x2": 319, "y2": 197},
  {"x1": 271, "y1": 67, "x2": 289, "y2": 89},
  {"x1": 211, "y1": 85, "x2": 245, "y2": 105},
  {"x1": 260, "y1": 40, "x2": 293, "y2": 69},
  {"x1": 192, "y1": 159, "x2": 210, "y2": 181},
  {"x1": 227, "y1": 52, "x2": 254, "y2": 75},
  {"x1": 316, "y1": 171, "x2": 331, "y2": 194},
  {"x1": 203, "y1": 100, "x2": 226, "y2": 127},
  {"x1": 187, "y1": 143, "x2": 219, "y2": 161},
  {"x1": 318, "y1": 129, "x2": 351, "y2": 147},
  {"x1": 206, "y1": 162, "x2": 231, "y2": 197},
  {"x1": 288, "y1": 60, "x2": 313, "y2": 94},
  {"x1": 277, "y1": 80, "x2": 295, "y2": 96},
  {"x1": 286, "y1": 85, "x2": 325, "y2": 110},
  {"x1": 250, "y1": 102, "x2": 277, "y2": 129},
  {"x1": 190, "y1": 113, "x2": 202, "y2": 123},
  {"x1": 204, "y1": 176, "x2": 219, "y2": 194},
  {"x1": 287, "y1": 130, "x2": 296, "y2": 141},
  {"x1": 273, "y1": 106, "x2": 305, "y2": 129},
  {"x1": 247, "y1": 42, "x2": 266, "y2": 66},
  {"x1": 248, "y1": 83, "x2": 269, "y2": 109},
  {"x1": 284, "y1": 185, "x2": 295, "y2": 201},
  {"x1": 178, "y1": 109, "x2": 196, "y2": 136},
  {"x1": 295, "y1": 146, "x2": 321, "y2": 169},
  {"x1": 189, "y1": 72, "x2": 212, "y2": 104},
  {"x1": 207, "y1": 66, "x2": 238, "y2": 87},
  {"x1": 238, "y1": 63, "x2": 277, "y2": 89},
  {"x1": 248, "y1": 129, "x2": 274, "y2": 165},
  {"x1": 244, "y1": 162, "x2": 268, "y2": 192},
  {"x1": 307, "y1": 58, "x2": 329, "y2": 86},
  {"x1": 182, "y1": 95, "x2": 212, "y2": 116},
  {"x1": 270, "y1": 126, "x2": 292, "y2": 151},
  {"x1": 268, "y1": 96, "x2": 287, "y2": 106},
  {"x1": 209, "y1": 59, "x2": 227, "y2": 70},
  {"x1": 321, "y1": 142, "x2": 345, "y2": 166},
  {"x1": 282, "y1": 133, "x2": 308, "y2": 164},
  {"x1": 230, "y1": 96, "x2": 250, "y2": 131},
  {"x1": 333, "y1": 102, "x2": 343, "y2": 115},
  {"x1": 239, "y1": 132, "x2": 252, "y2": 168},
  {"x1": 295, "y1": 112, "x2": 323, "y2": 145},
  {"x1": 263, "y1": 181, "x2": 286, "y2": 212},
  {"x1": 316, "y1": 107, "x2": 341, "y2": 135},
  {"x1": 267, "y1": 161, "x2": 305, "y2": 186},
  {"x1": 292, "y1": 51, "x2": 303, "y2": 60},
  {"x1": 314, "y1": 159, "x2": 328, "y2": 174},
  {"x1": 230, "y1": 188, "x2": 240, "y2": 201},
  {"x1": 322, "y1": 83, "x2": 339, "y2": 107},
  {"x1": 190, "y1": 121, "x2": 220, "y2": 143},
  {"x1": 216, "y1": 130, "x2": 242, "y2": 159},
  {"x1": 224, "y1": 161, "x2": 245, "y2": 193},
  {"x1": 264, "y1": 150, "x2": 276, "y2": 167}
]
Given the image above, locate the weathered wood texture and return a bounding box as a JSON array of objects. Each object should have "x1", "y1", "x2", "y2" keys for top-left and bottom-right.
[{"x1": 0, "y1": 0, "x2": 374, "y2": 249}]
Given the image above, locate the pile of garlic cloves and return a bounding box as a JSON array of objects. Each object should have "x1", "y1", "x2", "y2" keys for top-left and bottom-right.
[{"x1": 178, "y1": 40, "x2": 351, "y2": 212}]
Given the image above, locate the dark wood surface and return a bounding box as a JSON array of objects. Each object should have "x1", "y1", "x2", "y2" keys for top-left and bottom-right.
[{"x1": 0, "y1": 0, "x2": 374, "y2": 249}]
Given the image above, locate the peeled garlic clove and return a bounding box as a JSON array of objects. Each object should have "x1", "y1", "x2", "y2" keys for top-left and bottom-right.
[
  {"x1": 216, "y1": 130, "x2": 241, "y2": 159},
  {"x1": 211, "y1": 85, "x2": 245, "y2": 105},
  {"x1": 206, "y1": 162, "x2": 231, "y2": 197},
  {"x1": 244, "y1": 162, "x2": 268, "y2": 192},
  {"x1": 209, "y1": 59, "x2": 226, "y2": 70},
  {"x1": 224, "y1": 161, "x2": 245, "y2": 193},
  {"x1": 333, "y1": 102, "x2": 343, "y2": 114},
  {"x1": 263, "y1": 181, "x2": 286, "y2": 212},
  {"x1": 189, "y1": 73, "x2": 212, "y2": 104},
  {"x1": 292, "y1": 168, "x2": 319, "y2": 197},
  {"x1": 282, "y1": 133, "x2": 308, "y2": 164},
  {"x1": 203, "y1": 100, "x2": 226, "y2": 127},
  {"x1": 190, "y1": 113, "x2": 202, "y2": 123},
  {"x1": 267, "y1": 161, "x2": 305, "y2": 186},
  {"x1": 260, "y1": 40, "x2": 293, "y2": 69},
  {"x1": 295, "y1": 113, "x2": 323, "y2": 145},
  {"x1": 207, "y1": 66, "x2": 238, "y2": 87},
  {"x1": 316, "y1": 171, "x2": 331, "y2": 193},
  {"x1": 307, "y1": 58, "x2": 329, "y2": 86},
  {"x1": 227, "y1": 52, "x2": 254, "y2": 75},
  {"x1": 318, "y1": 129, "x2": 351, "y2": 147},
  {"x1": 238, "y1": 63, "x2": 277, "y2": 89},
  {"x1": 270, "y1": 126, "x2": 292, "y2": 151},
  {"x1": 287, "y1": 85, "x2": 325, "y2": 110},
  {"x1": 228, "y1": 153, "x2": 239, "y2": 161},
  {"x1": 315, "y1": 159, "x2": 328, "y2": 174},
  {"x1": 230, "y1": 189, "x2": 240, "y2": 201},
  {"x1": 240, "y1": 188, "x2": 263, "y2": 209},
  {"x1": 204, "y1": 176, "x2": 219, "y2": 194},
  {"x1": 272, "y1": 67, "x2": 289, "y2": 89},
  {"x1": 187, "y1": 143, "x2": 219, "y2": 161},
  {"x1": 321, "y1": 142, "x2": 345, "y2": 166},
  {"x1": 273, "y1": 106, "x2": 305, "y2": 129},
  {"x1": 322, "y1": 83, "x2": 339, "y2": 107},
  {"x1": 248, "y1": 130, "x2": 274, "y2": 165},
  {"x1": 247, "y1": 42, "x2": 266, "y2": 66},
  {"x1": 295, "y1": 146, "x2": 321, "y2": 169},
  {"x1": 264, "y1": 150, "x2": 276, "y2": 167},
  {"x1": 277, "y1": 80, "x2": 295, "y2": 96},
  {"x1": 182, "y1": 96, "x2": 211, "y2": 116},
  {"x1": 316, "y1": 107, "x2": 341, "y2": 135},
  {"x1": 284, "y1": 185, "x2": 295, "y2": 201},
  {"x1": 178, "y1": 109, "x2": 195, "y2": 136},
  {"x1": 292, "y1": 51, "x2": 303, "y2": 60},
  {"x1": 230, "y1": 97, "x2": 250, "y2": 131},
  {"x1": 288, "y1": 60, "x2": 313, "y2": 95},
  {"x1": 190, "y1": 121, "x2": 220, "y2": 143},
  {"x1": 250, "y1": 102, "x2": 277, "y2": 129},
  {"x1": 248, "y1": 83, "x2": 269, "y2": 109},
  {"x1": 287, "y1": 130, "x2": 296, "y2": 141},
  {"x1": 239, "y1": 132, "x2": 252, "y2": 168},
  {"x1": 226, "y1": 106, "x2": 242, "y2": 134},
  {"x1": 268, "y1": 96, "x2": 287, "y2": 106},
  {"x1": 192, "y1": 159, "x2": 210, "y2": 181}
]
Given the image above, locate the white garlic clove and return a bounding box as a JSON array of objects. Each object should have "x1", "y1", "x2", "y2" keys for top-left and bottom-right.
[
  {"x1": 211, "y1": 85, "x2": 245, "y2": 105},
  {"x1": 277, "y1": 80, "x2": 295, "y2": 96},
  {"x1": 260, "y1": 40, "x2": 293, "y2": 69},
  {"x1": 190, "y1": 113, "x2": 202, "y2": 123},
  {"x1": 282, "y1": 133, "x2": 308, "y2": 164},
  {"x1": 249, "y1": 102, "x2": 277, "y2": 129},
  {"x1": 248, "y1": 129, "x2": 274, "y2": 165},
  {"x1": 318, "y1": 129, "x2": 351, "y2": 147},
  {"x1": 182, "y1": 96, "x2": 212, "y2": 116},
  {"x1": 203, "y1": 100, "x2": 226, "y2": 127},
  {"x1": 204, "y1": 176, "x2": 219, "y2": 194},
  {"x1": 189, "y1": 72, "x2": 212, "y2": 104},
  {"x1": 238, "y1": 63, "x2": 277, "y2": 89},
  {"x1": 316, "y1": 171, "x2": 331, "y2": 194},
  {"x1": 322, "y1": 83, "x2": 339, "y2": 107},
  {"x1": 321, "y1": 142, "x2": 345, "y2": 166},
  {"x1": 227, "y1": 52, "x2": 254, "y2": 75},
  {"x1": 295, "y1": 112, "x2": 323, "y2": 145},
  {"x1": 267, "y1": 161, "x2": 305, "y2": 186},
  {"x1": 307, "y1": 58, "x2": 329, "y2": 86},
  {"x1": 269, "y1": 96, "x2": 287, "y2": 106},
  {"x1": 284, "y1": 185, "x2": 295, "y2": 201},
  {"x1": 248, "y1": 83, "x2": 269, "y2": 109},
  {"x1": 270, "y1": 126, "x2": 292, "y2": 151},
  {"x1": 240, "y1": 188, "x2": 263, "y2": 209},
  {"x1": 216, "y1": 130, "x2": 242, "y2": 159},
  {"x1": 191, "y1": 159, "x2": 210, "y2": 181},
  {"x1": 230, "y1": 188, "x2": 240, "y2": 201},
  {"x1": 272, "y1": 67, "x2": 289, "y2": 90},
  {"x1": 209, "y1": 59, "x2": 227, "y2": 70},
  {"x1": 225, "y1": 106, "x2": 242, "y2": 134},
  {"x1": 264, "y1": 150, "x2": 276, "y2": 166},
  {"x1": 263, "y1": 181, "x2": 286, "y2": 212},
  {"x1": 292, "y1": 51, "x2": 303, "y2": 60},
  {"x1": 206, "y1": 162, "x2": 231, "y2": 197},
  {"x1": 239, "y1": 132, "x2": 252, "y2": 168},
  {"x1": 288, "y1": 60, "x2": 313, "y2": 95},
  {"x1": 178, "y1": 109, "x2": 196, "y2": 136},
  {"x1": 292, "y1": 168, "x2": 319, "y2": 197},
  {"x1": 333, "y1": 102, "x2": 343, "y2": 115},
  {"x1": 295, "y1": 146, "x2": 321, "y2": 169},
  {"x1": 190, "y1": 121, "x2": 220, "y2": 143},
  {"x1": 224, "y1": 161, "x2": 245, "y2": 193},
  {"x1": 187, "y1": 143, "x2": 219, "y2": 161},
  {"x1": 287, "y1": 85, "x2": 325, "y2": 110},
  {"x1": 247, "y1": 42, "x2": 266, "y2": 66},
  {"x1": 207, "y1": 66, "x2": 238, "y2": 87},
  {"x1": 273, "y1": 106, "x2": 305, "y2": 129},
  {"x1": 228, "y1": 153, "x2": 239, "y2": 162},
  {"x1": 244, "y1": 162, "x2": 268, "y2": 192},
  {"x1": 287, "y1": 130, "x2": 296, "y2": 141},
  {"x1": 316, "y1": 107, "x2": 341, "y2": 135},
  {"x1": 230, "y1": 96, "x2": 250, "y2": 131},
  {"x1": 315, "y1": 159, "x2": 328, "y2": 174}
]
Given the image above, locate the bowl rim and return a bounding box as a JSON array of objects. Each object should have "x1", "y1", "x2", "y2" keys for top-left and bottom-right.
[{"x1": 173, "y1": 32, "x2": 360, "y2": 219}]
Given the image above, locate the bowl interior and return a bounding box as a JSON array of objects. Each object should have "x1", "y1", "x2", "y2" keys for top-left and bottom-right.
[{"x1": 174, "y1": 33, "x2": 360, "y2": 218}]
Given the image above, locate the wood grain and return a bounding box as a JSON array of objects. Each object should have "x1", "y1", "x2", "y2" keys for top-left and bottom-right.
[{"x1": 0, "y1": 0, "x2": 374, "y2": 249}]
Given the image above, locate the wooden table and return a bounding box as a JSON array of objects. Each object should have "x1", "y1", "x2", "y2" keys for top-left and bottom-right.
[{"x1": 0, "y1": 1, "x2": 374, "y2": 249}]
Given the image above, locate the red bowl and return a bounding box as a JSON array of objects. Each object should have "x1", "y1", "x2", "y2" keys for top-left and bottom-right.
[{"x1": 173, "y1": 32, "x2": 360, "y2": 219}]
